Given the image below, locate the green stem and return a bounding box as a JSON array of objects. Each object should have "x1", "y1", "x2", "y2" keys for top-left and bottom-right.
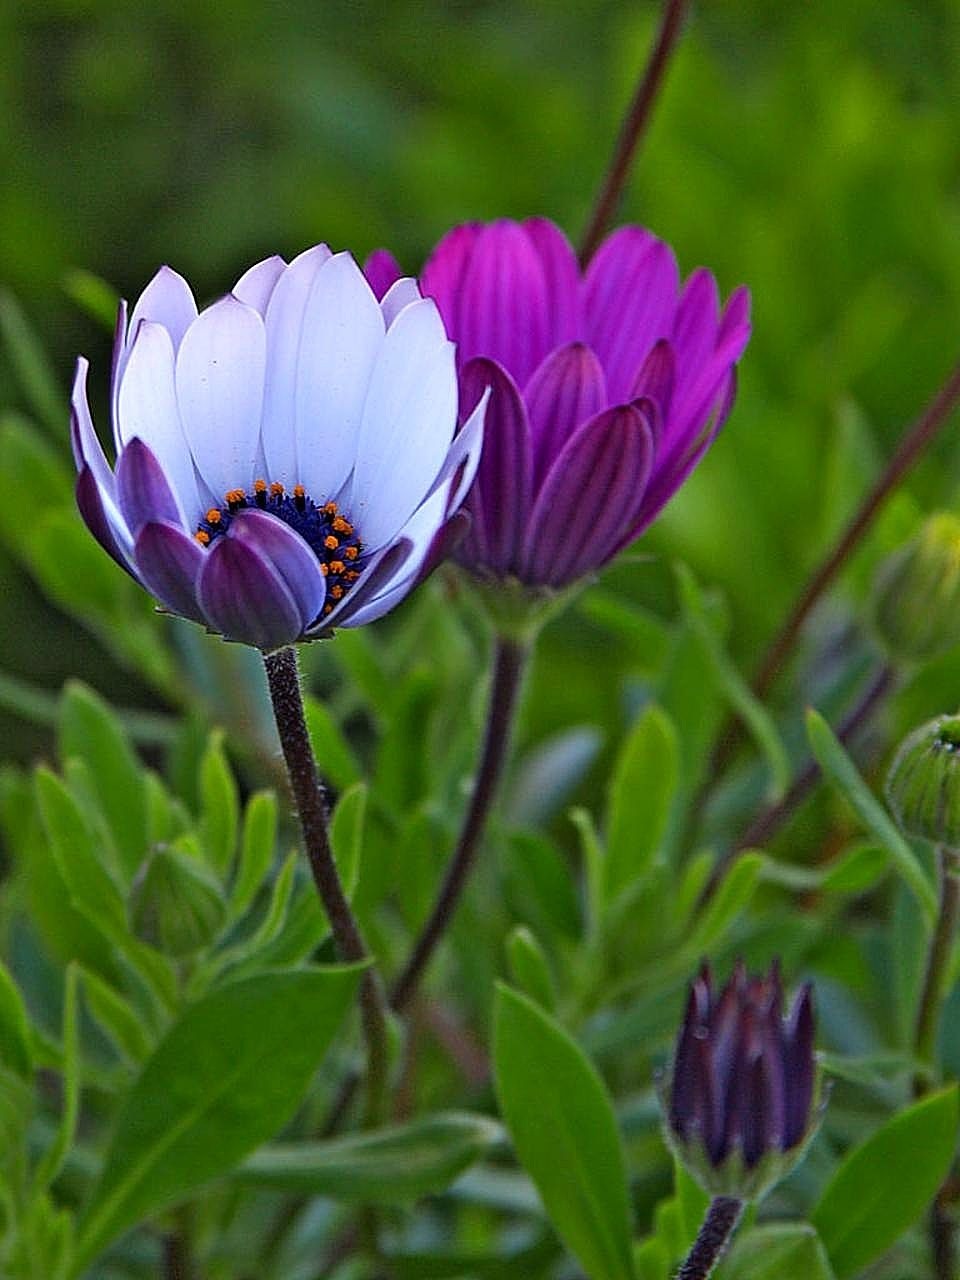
[{"x1": 915, "y1": 845, "x2": 960, "y2": 1078}]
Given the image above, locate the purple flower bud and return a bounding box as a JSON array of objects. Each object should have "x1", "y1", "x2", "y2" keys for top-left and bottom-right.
[
  {"x1": 665, "y1": 961, "x2": 818, "y2": 1199},
  {"x1": 403, "y1": 218, "x2": 751, "y2": 598},
  {"x1": 72, "y1": 250, "x2": 487, "y2": 649}
]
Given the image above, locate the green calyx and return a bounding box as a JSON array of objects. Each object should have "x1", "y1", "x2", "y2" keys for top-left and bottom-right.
[
  {"x1": 460, "y1": 570, "x2": 580, "y2": 642},
  {"x1": 130, "y1": 846, "x2": 226, "y2": 957},
  {"x1": 871, "y1": 513, "x2": 960, "y2": 665},
  {"x1": 886, "y1": 715, "x2": 960, "y2": 849}
]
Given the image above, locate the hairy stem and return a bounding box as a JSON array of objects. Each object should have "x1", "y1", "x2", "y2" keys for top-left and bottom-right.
[
  {"x1": 579, "y1": 0, "x2": 691, "y2": 264},
  {"x1": 263, "y1": 646, "x2": 390, "y2": 1128},
  {"x1": 389, "y1": 635, "x2": 529, "y2": 1011},
  {"x1": 915, "y1": 845, "x2": 960, "y2": 1078},
  {"x1": 700, "y1": 356, "x2": 960, "y2": 806},
  {"x1": 675, "y1": 1197, "x2": 743, "y2": 1280},
  {"x1": 698, "y1": 663, "x2": 896, "y2": 908}
]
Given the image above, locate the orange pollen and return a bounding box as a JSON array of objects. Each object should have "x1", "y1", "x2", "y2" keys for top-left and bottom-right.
[
  {"x1": 344, "y1": 546, "x2": 359, "y2": 560},
  {"x1": 194, "y1": 530, "x2": 210, "y2": 545},
  {"x1": 322, "y1": 501, "x2": 338, "y2": 516},
  {"x1": 293, "y1": 484, "x2": 306, "y2": 498},
  {"x1": 320, "y1": 563, "x2": 329, "y2": 576},
  {"x1": 205, "y1": 508, "x2": 222, "y2": 524},
  {"x1": 270, "y1": 482, "x2": 284, "y2": 496},
  {"x1": 225, "y1": 488, "x2": 245, "y2": 505},
  {"x1": 332, "y1": 516, "x2": 353, "y2": 534},
  {"x1": 330, "y1": 584, "x2": 344, "y2": 600},
  {"x1": 324, "y1": 535, "x2": 339, "y2": 550},
  {"x1": 329, "y1": 560, "x2": 345, "y2": 574},
  {"x1": 253, "y1": 478, "x2": 267, "y2": 493},
  {"x1": 344, "y1": 569, "x2": 360, "y2": 582}
]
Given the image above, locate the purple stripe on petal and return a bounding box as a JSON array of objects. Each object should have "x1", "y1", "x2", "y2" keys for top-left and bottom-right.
[
  {"x1": 524, "y1": 342, "x2": 607, "y2": 486},
  {"x1": 460, "y1": 357, "x2": 532, "y2": 573},
  {"x1": 522, "y1": 404, "x2": 653, "y2": 587},
  {"x1": 672, "y1": 268, "x2": 720, "y2": 373},
  {"x1": 523, "y1": 218, "x2": 582, "y2": 347},
  {"x1": 76, "y1": 467, "x2": 134, "y2": 575},
  {"x1": 456, "y1": 221, "x2": 551, "y2": 385},
  {"x1": 116, "y1": 438, "x2": 182, "y2": 537},
  {"x1": 133, "y1": 519, "x2": 206, "y2": 622},
  {"x1": 226, "y1": 509, "x2": 326, "y2": 632},
  {"x1": 196, "y1": 532, "x2": 305, "y2": 649},
  {"x1": 631, "y1": 339, "x2": 676, "y2": 420},
  {"x1": 364, "y1": 249, "x2": 403, "y2": 300},
  {"x1": 583, "y1": 229, "x2": 680, "y2": 403}
]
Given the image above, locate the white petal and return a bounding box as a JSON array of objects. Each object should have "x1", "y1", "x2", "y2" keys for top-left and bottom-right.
[
  {"x1": 295, "y1": 252, "x2": 384, "y2": 500},
  {"x1": 350, "y1": 299, "x2": 457, "y2": 550},
  {"x1": 126, "y1": 266, "x2": 197, "y2": 355},
  {"x1": 261, "y1": 244, "x2": 333, "y2": 488},
  {"x1": 117, "y1": 321, "x2": 198, "y2": 524},
  {"x1": 175, "y1": 296, "x2": 266, "y2": 502},
  {"x1": 380, "y1": 277, "x2": 422, "y2": 329},
  {"x1": 429, "y1": 387, "x2": 488, "y2": 511},
  {"x1": 233, "y1": 255, "x2": 287, "y2": 316}
]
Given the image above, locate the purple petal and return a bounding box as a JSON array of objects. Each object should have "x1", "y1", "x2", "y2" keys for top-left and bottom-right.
[
  {"x1": 116, "y1": 438, "x2": 182, "y2": 537},
  {"x1": 233, "y1": 255, "x2": 287, "y2": 316},
  {"x1": 133, "y1": 520, "x2": 206, "y2": 622},
  {"x1": 71, "y1": 357, "x2": 117, "y2": 500},
  {"x1": 522, "y1": 404, "x2": 654, "y2": 587},
  {"x1": 583, "y1": 228, "x2": 679, "y2": 402},
  {"x1": 196, "y1": 533, "x2": 306, "y2": 649},
  {"x1": 783, "y1": 984, "x2": 815, "y2": 1148},
  {"x1": 523, "y1": 218, "x2": 582, "y2": 347},
  {"x1": 631, "y1": 339, "x2": 676, "y2": 419},
  {"x1": 420, "y1": 222, "x2": 483, "y2": 343},
  {"x1": 110, "y1": 297, "x2": 128, "y2": 450},
  {"x1": 459, "y1": 358, "x2": 532, "y2": 573},
  {"x1": 524, "y1": 342, "x2": 607, "y2": 486},
  {"x1": 76, "y1": 467, "x2": 133, "y2": 574},
  {"x1": 226, "y1": 509, "x2": 326, "y2": 632},
  {"x1": 718, "y1": 285, "x2": 751, "y2": 345},
  {"x1": 672, "y1": 268, "x2": 720, "y2": 374},
  {"x1": 363, "y1": 249, "x2": 403, "y2": 300},
  {"x1": 455, "y1": 221, "x2": 552, "y2": 386}
]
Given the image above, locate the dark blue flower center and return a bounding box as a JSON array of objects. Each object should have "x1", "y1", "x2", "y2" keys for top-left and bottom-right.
[{"x1": 195, "y1": 481, "x2": 363, "y2": 614}]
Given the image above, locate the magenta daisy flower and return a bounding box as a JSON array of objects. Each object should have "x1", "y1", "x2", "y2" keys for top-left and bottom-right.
[
  {"x1": 366, "y1": 219, "x2": 750, "y2": 592},
  {"x1": 71, "y1": 247, "x2": 485, "y2": 650}
]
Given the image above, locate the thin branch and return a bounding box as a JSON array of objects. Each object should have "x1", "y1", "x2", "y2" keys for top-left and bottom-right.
[{"x1": 579, "y1": 0, "x2": 692, "y2": 264}]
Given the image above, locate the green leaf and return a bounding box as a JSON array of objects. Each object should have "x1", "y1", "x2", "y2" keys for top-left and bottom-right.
[
  {"x1": 238, "y1": 1112, "x2": 502, "y2": 1202},
  {"x1": 806, "y1": 708, "x2": 937, "y2": 922},
  {"x1": 688, "y1": 852, "x2": 765, "y2": 953},
  {"x1": 493, "y1": 984, "x2": 636, "y2": 1280},
  {"x1": 35, "y1": 964, "x2": 80, "y2": 1191},
  {"x1": 605, "y1": 704, "x2": 678, "y2": 900},
  {"x1": 73, "y1": 965, "x2": 362, "y2": 1274},
  {"x1": 724, "y1": 1223, "x2": 836, "y2": 1280},
  {"x1": 62, "y1": 268, "x2": 119, "y2": 330},
  {"x1": 231, "y1": 790, "x2": 278, "y2": 919},
  {"x1": 130, "y1": 848, "x2": 226, "y2": 957},
  {"x1": 570, "y1": 806, "x2": 605, "y2": 941},
  {"x1": 59, "y1": 681, "x2": 148, "y2": 884},
  {"x1": 633, "y1": 1236, "x2": 670, "y2": 1280},
  {"x1": 330, "y1": 782, "x2": 367, "y2": 897},
  {"x1": 0, "y1": 290, "x2": 65, "y2": 438},
  {"x1": 0, "y1": 960, "x2": 32, "y2": 1077},
  {"x1": 76, "y1": 966, "x2": 152, "y2": 1064},
  {"x1": 676, "y1": 563, "x2": 790, "y2": 799},
  {"x1": 812, "y1": 1084, "x2": 959, "y2": 1278},
  {"x1": 199, "y1": 731, "x2": 239, "y2": 876},
  {"x1": 506, "y1": 926, "x2": 557, "y2": 1011},
  {"x1": 304, "y1": 696, "x2": 363, "y2": 791}
]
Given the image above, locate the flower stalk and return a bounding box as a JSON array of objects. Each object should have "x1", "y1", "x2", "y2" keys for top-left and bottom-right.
[
  {"x1": 675, "y1": 1196, "x2": 743, "y2": 1280},
  {"x1": 263, "y1": 645, "x2": 390, "y2": 1128},
  {"x1": 915, "y1": 846, "x2": 960, "y2": 1077}
]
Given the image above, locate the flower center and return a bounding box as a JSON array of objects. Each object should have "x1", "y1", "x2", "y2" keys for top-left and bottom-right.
[{"x1": 194, "y1": 481, "x2": 363, "y2": 613}]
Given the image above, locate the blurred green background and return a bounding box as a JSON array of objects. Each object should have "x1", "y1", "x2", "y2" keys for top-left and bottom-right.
[{"x1": 2, "y1": 0, "x2": 960, "y2": 764}]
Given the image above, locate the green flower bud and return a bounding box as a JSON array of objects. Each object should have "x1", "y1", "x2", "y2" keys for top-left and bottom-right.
[
  {"x1": 130, "y1": 847, "x2": 225, "y2": 957},
  {"x1": 871, "y1": 514, "x2": 960, "y2": 665},
  {"x1": 885, "y1": 715, "x2": 960, "y2": 847}
]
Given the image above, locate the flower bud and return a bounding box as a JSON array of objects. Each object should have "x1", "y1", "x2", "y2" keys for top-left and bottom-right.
[
  {"x1": 662, "y1": 961, "x2": 819, "y2": 1200},
  {"x1": 130, "y1": 847, "x2": 225, "y2": 957},
  {"x1": 871, "y1": 514, "x2": 960, "y2": 664},
  {"x1": 885, "y1": 715, "x2": 960, "y2": 848}
]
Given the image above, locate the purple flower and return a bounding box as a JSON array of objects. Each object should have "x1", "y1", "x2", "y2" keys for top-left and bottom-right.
[
  {"x1": 366, "y1": 220, "x2": 750, "y2": 592},
  {"x1": 72, "y1": 247, "x2": 485, "y2": 650},
  {"x1": 666, "y1": 961, "x2": 816, "y2": 1196}
]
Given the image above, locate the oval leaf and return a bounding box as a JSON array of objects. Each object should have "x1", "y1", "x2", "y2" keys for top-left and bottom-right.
[
  {"x1": 73, "y1": 965, "x2": 362, "y2": 1274},
  {"x1": 812, "y1": 1084, "x2": 959, "y2": 1278},
  {"x1": 238, "y1": 1112, "x2": 502, "y2": 1202},
  {"x1": 605, "y1": 703, "x2": 678, "y2": 900},
  {"x1": 493, "y1": 983, "x2": 636, "y2": 1280}
]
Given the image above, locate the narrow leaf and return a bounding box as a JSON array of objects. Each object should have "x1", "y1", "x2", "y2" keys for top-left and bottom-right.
[
  {"x1": 605, "y1": 704, "x2": 678, "y2": 899},
  {"x1": 231, "y1": 790, "x2": 278, "y2": 919},
  {"x1": 330, "y1": 782, "x2": 367, "y2": 897},
  {"x1": 199, "y1": 731, "x2": 239, "y2": 876},
  {"x1": 506, "y1": 926, "x2": 557, "y2": 1012}
]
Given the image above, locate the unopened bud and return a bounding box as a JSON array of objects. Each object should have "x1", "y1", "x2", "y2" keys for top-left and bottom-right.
[
  {"x1": 871, "y1": 514, "x2": 960, "y2": 665},
  {"x1": 131, "y1": 846, "x2": 225, "y2": 957},
  {"x1": 661, "y1": 961, "x2": 820, "y2": 1201},
  {"x1": 886, "y1": 715, "x2": 960, "y2": 848}
]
